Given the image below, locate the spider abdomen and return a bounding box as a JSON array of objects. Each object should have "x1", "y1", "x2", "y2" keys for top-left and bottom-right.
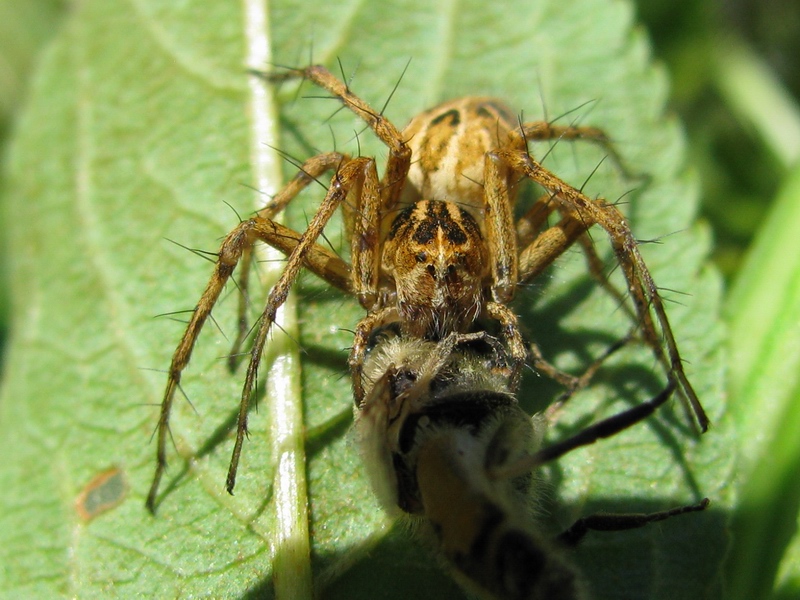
[{"x1": 402, "y1": 97, "x2": 526, "y2": 212}]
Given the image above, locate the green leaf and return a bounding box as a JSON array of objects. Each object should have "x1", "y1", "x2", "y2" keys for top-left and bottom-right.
[{"x1": 0, "y1": 0, "x2": 729, "y2": 598}]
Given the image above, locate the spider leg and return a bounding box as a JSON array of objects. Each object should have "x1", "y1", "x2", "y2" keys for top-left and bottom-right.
[
  {"x1": 574, "y1": 230, "x2": 638, "y2": 321},
  {"x1": 263, "y1": 65, "x2": 412, "y2": 210},
  {"x1": 514, "y1": 196, "x2": 596, "y2": 393},
  {"x1": 226, "y1": 157, "x2": 378, "y2": 493},
  {"x1": 229, "y1": 243, "x2": 254, "y2": 371},
  {"x1": 483, "y1": 153, "x2": 519, "y2": 303},
  {"x1": 513, "y1": 120, "x2": 641, "y2": 316},
  {"x1": 484, "y1": 181, "x2": 582, "y2": 395},
  {"x1": 351, "y1": 306, "x2": 400, "y2": 406},
  {"x1": 516, "y1": 198, "x2": 638, "y2": 342},
  {"x1": 512, "y1": 121, "x2": 612, "y2": 147},
  {"x1": 147, "y1": 156, "x2": 376, "y2": 512},
  {"x1": 516, "y1": 191, "x2": 557, "y2": 247},
  {"x1": 249, "y1": 218, "x2": 353, "y2": 293},
  {"x1": 498, "y1": 148, "x2": 709, "y2": 433},
  {"x1": 482, "y1": 146, "x2": 633, "y2": 402},
  {"x1": 476, "y1": 151, "x2": 529, "y2": 389},
  {"x1": 485, "y1": 302, "x2": 528, "y2": 392},
  {"x1": 345, "y1": 146, "x2": 383, "y2": 310},
  {"x1": 229, "y1": 151, "x2": 349, "y2": 370},
  {"x1": 148, "y1": 227, "x2": 242, "y2": 512},
  {"x1": 543, "y1": 331, "x2": 637, "y2": 426},
  {"x1": 510, "y1": 120, "x2": 630, "y2": 178}
]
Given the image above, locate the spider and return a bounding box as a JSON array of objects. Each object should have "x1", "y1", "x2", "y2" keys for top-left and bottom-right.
[
  {"x1": 146, "y1": 64, "x2": 709, "y2": 512},
  {"x1": 356, "y1": 325, "x2": 709, "y2": 600}
]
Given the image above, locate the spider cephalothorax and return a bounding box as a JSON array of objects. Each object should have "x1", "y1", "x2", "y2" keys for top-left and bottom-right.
[{"x1": 382, "y1": 200, "x2": 489, "y2": 337}]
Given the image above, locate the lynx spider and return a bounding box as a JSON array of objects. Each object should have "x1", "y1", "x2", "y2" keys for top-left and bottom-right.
[{"x1": 146, "y1": 64, "x2": 709, "y2": 512}]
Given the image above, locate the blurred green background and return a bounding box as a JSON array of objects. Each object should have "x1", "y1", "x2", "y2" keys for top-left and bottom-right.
[
  {"x1": 639, "y1": 0, "x2": 800, "y2": 278},
  {"x1": 1, "y1": 0, "x2": 799, "y2": 598}
]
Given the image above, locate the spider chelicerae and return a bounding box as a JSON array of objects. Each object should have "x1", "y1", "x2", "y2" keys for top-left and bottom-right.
[{"x1": 146, "y1": 64, "x2": 708, "y2": 513}]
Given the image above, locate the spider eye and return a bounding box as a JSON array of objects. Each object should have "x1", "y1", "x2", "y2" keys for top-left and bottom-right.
[{"x1": 416, "y1": 252, "x2": 428, "y2": 263}]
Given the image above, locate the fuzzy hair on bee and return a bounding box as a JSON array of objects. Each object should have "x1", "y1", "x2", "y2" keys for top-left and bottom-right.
[
  {"x1": 355, "y1": 328, "x2": 583, "y2": 599},
  {"x1": 354, "y1": 328, "x2": 708, "y2": 600}
]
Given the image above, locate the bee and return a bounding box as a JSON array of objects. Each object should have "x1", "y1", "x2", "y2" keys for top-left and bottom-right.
[{"x1": 356, "y1": 327, "x2": 708, "y2": 600}]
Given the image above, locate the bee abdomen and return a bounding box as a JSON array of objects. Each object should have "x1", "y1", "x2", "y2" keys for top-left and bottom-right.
[{"x1": 415, "y1": 431, "x2": 585, "y2": 600}]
